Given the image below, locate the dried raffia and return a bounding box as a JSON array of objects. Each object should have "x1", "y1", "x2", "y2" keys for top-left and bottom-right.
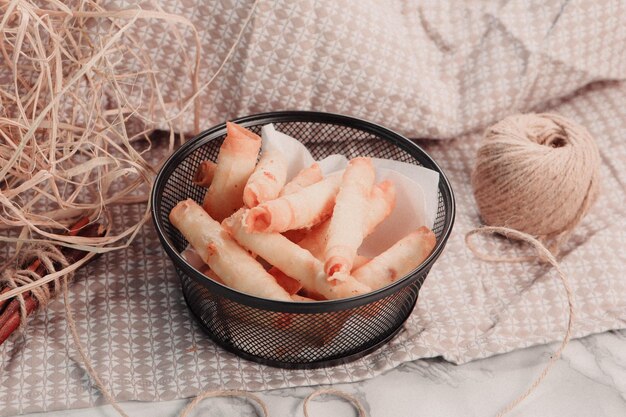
[{"x1": 0, "y1": 0, "x2": 205, "y2": 304}]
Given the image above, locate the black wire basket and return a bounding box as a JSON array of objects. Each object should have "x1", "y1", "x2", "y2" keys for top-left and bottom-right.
[{"x1": 151, "y1": 111, "x2": 455, "y2": 369}]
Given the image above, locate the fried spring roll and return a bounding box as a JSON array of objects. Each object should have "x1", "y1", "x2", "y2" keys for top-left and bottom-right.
[
  {"x1": 199, "y1": 265, "x2": 225, "y2": 285},
  {"x1": 170, "y1": 199, "x2": 291, "y2": 301},
  {"x1": 279, "y1": 162, "x2": 323, "y2": 196},
  {"x1": 366, "y1": 180, "x2": 396, "y2": 230},
  {"x1": 351, "y1": 255, "x2": 371, "y2": 271},
  {"x1": 245, "y1": 174, "x2": 341, "y2": 233},
  {"x1": 282, "y1": 228, "x2": 308, "y2": 243},
  {"x1": 298, "y1": 180, "x2": 396, "y2": 258},
  {"x1": 202, "y1": 122, "x2": 262, "y2": 221},
  {"x1": 193, "y1": 160, "x2": 217, "y2": 187},
  {"x1": 223, "y1": 210, "x2": 371, "y2": 299},
  {"x1": 324, "y1": 158, "x2": 376, "y2": 279},
  {"x1": 290, "y1": 294, "x2": 315, "y2": 302},
  {"x1": 182, "y1": 246, "x2": 225, "y2": 284},
  {"x1": 268, "y1": 266, "x2": 303, "y2": 295},
  {"x1": 297, "y1": 288, "x2": 327, "y2": 301},
  {"x1": 243, "y1": 148, "x2": 288, "y2": 208},
  {"x1": 181, "y1": 246, "x2": 205, "y2": 269},
  {"x1": 352, "y1": 226, "x2": 436, "y2": 291},
  {"x1": 296, "y1": 220, "x2": 330, "y2": 259}
]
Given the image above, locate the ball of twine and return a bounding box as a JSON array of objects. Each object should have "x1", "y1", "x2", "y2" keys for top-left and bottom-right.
[
  {"x1": 467, "y1": 112, "x2": 601, "y2": 416},
  {"x1": 471, "y1": 113, "x2": 600, "y2": 253}
]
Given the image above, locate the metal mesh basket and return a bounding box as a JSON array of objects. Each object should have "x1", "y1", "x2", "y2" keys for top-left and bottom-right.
[{"x1": 151, "y1": 111, "x2": 455, "y2": 369}]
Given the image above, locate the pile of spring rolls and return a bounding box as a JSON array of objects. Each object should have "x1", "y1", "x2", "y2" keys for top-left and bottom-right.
[{"x1": 169, "y1": 122, "x2": 436, "y2": 302}]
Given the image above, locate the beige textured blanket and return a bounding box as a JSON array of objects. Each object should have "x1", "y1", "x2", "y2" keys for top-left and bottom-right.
[
  {"x1": 1, "y1": 0, "x2": 625, "y2": 414},
  {"x1": 119, "y1": 0, "x2": 626, "y2": 138}
]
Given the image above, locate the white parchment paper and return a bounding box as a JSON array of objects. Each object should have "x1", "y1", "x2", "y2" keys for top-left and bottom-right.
[{"x1": 261, "y1": 124, "x2": 440, "y2": 257}]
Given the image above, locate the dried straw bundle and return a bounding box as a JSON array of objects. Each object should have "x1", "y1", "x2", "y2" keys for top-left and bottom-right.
[{"x1": 0, "y1": 0, "x2": 204, "y2": 303}]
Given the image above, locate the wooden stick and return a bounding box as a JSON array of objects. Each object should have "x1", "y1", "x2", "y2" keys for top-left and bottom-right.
[
  {"x1": 0, "y1": 251, "x2": 51, "y2": 331},
  {"x1": 0, "y1": 218, "x2": 104, "y2": 345},
  {"x1": 0, "y1": 295, "x2": 37, "y2": 344},
  {"x1": 0, "y1": 287, "x2": 11, "y2": 314}
]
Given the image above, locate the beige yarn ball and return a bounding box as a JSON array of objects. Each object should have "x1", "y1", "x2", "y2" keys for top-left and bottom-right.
[{"x1": 471, "y1": 113, "x2": 600, "y2": 249}]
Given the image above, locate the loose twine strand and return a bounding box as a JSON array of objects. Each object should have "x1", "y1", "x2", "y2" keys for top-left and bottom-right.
[
  {"x1": 303, "y1": 388, "x2": 367, "y2": 417},
  {"x1": 64, "y1": 278, "x2": 363, "y2": 417},
  {"x1": 466, "y1": 226, "x2": 575, "y2": 417},
  {"x1": 67, "y1": 276, "x2": 275, "y2": 417}
]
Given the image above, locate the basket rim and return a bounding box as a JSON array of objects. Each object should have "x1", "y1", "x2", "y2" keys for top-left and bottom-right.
[{"x1": 151, "y1": 110, "x2": 456, "y2": 313}]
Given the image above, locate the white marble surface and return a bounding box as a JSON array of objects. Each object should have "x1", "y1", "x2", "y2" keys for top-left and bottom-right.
[{"x1": 18, "y1": 329, "x2": 626, "y2": 417}]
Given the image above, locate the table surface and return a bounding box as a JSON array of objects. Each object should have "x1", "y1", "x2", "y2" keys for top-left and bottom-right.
[{"x1": 18, "y1": 329, "x2": 626, "y2": 417}]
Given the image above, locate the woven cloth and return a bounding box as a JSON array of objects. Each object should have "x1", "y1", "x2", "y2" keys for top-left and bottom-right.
[{"x1": 1, "y1": 0, "x2": 626, "y2": 415}]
